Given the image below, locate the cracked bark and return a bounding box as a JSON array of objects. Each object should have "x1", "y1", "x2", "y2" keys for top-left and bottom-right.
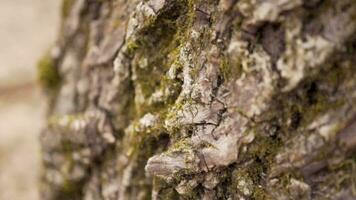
[{"x1": 39, "y1": 0, "x2": 356, "y2": 199}]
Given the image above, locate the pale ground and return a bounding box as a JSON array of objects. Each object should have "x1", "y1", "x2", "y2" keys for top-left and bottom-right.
[{"x1": 0, "y1": 1, "x2": 60, "y2": 199}]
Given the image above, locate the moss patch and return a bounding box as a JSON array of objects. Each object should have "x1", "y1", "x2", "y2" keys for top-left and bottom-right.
[
  {"x1": 37, "y1": 52, "x2": 61, "y2": 91},
  {"x1": 62, "y1": 0, "x2": 75, "y2": 18}
]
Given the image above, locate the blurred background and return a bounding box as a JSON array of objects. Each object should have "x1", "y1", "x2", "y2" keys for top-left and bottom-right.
[{"x1": 0, "y1": 1, "x2": 60, "y2": 199}]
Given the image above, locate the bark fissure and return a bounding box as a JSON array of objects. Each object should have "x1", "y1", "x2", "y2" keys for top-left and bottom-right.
[{"x1": 39, "y1": 0, "x2": 356, "y2": 199}]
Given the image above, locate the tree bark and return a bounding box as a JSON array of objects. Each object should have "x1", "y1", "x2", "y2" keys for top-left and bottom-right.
[{"x1": 39, "y1": 0, "x2": 356, "y2": 199}]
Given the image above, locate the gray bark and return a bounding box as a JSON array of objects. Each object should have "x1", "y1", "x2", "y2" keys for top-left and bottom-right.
[{"x1": 39, "y1": 0, "x2": 356, "y2": 199}]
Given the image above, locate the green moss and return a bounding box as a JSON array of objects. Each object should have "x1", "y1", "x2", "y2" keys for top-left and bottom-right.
[
  {"x1": 55, "y1": 179, "x2": 83, "y2": 200},
  {"x1": 248, "y1": 132, "x2": 282, "y2": 164},
  {"x1": 54, "y1": 151, "x2": 84, "y2": 199},
  {"x1": 126, "y1": 39, "x2": 140, "y2": 55},
  {"x1": 158, "y1": 189, "x2": 180, "y2": 200},
  {"x1": 153, "y1": 177, "x2": 180, "y2": 200},
  {"x1": 292, "y1": 59, "x2": 355, "y2": 126},
  {"x1": 110, "y1": 1, "x2": 201, "y2": 196},
  {"x1": 253, "y1": 187, "x2": 271, "y2": 200},
  {"x1": 231, "y1": 168, "x2": 254, "y2": 195},
  {"x1": 61, "y1": 141, "x2": 74, "y2": 153},
  {"x1": 220, "y1": 54, "x2": 243, "y2": 82},
  {"x1": 127, "y1": 0, "x2": 193, "y2": 115},
  {"x1": 228, "y1": 164, "x2": 272, "y2": 199},
  {"x1": 168, "y1": 139, "x2": 192, "y2": 153},
  {"x1": 165, "y1": 98, "x2": 193, "y2": 119},
  {"x1": 37, "y1": 52, "x2": 61, "y2": 91},
  {"x1": 261, "y1": 58, "x2": 356, "y2": 140},
  {"x1": 62, "y1": 0, "x2": 75, "y2": 18},
  {"x1": 219, "y1": 55, "x2": 230, "y2": 81},
  {"x1": 122, "y1": 120, "x2": 172, "y2": 198}
]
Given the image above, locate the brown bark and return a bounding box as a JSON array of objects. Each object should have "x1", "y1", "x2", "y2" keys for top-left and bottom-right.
[{"x1": 39, "y1": 0, "x2": 356, "y2": 199}]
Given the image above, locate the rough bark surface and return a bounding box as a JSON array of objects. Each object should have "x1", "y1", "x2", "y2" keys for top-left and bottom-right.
[{"x1": 39, "y1": 0, "x2": 356, "y2": 199}]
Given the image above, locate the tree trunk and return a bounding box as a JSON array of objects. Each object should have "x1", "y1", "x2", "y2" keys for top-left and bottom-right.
[{"x1": 39, "y1": 0, "x2": 356, "y2": 199}]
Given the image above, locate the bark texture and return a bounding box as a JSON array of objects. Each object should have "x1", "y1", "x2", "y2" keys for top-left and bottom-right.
[{"x1": 39, "y1": 0, "x2": 356, "y2": 199}]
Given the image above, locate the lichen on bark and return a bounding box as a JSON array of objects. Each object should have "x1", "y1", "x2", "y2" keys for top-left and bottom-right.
[{"x1": 40, "y1": 0, "x2": 356, "y2": 199}]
